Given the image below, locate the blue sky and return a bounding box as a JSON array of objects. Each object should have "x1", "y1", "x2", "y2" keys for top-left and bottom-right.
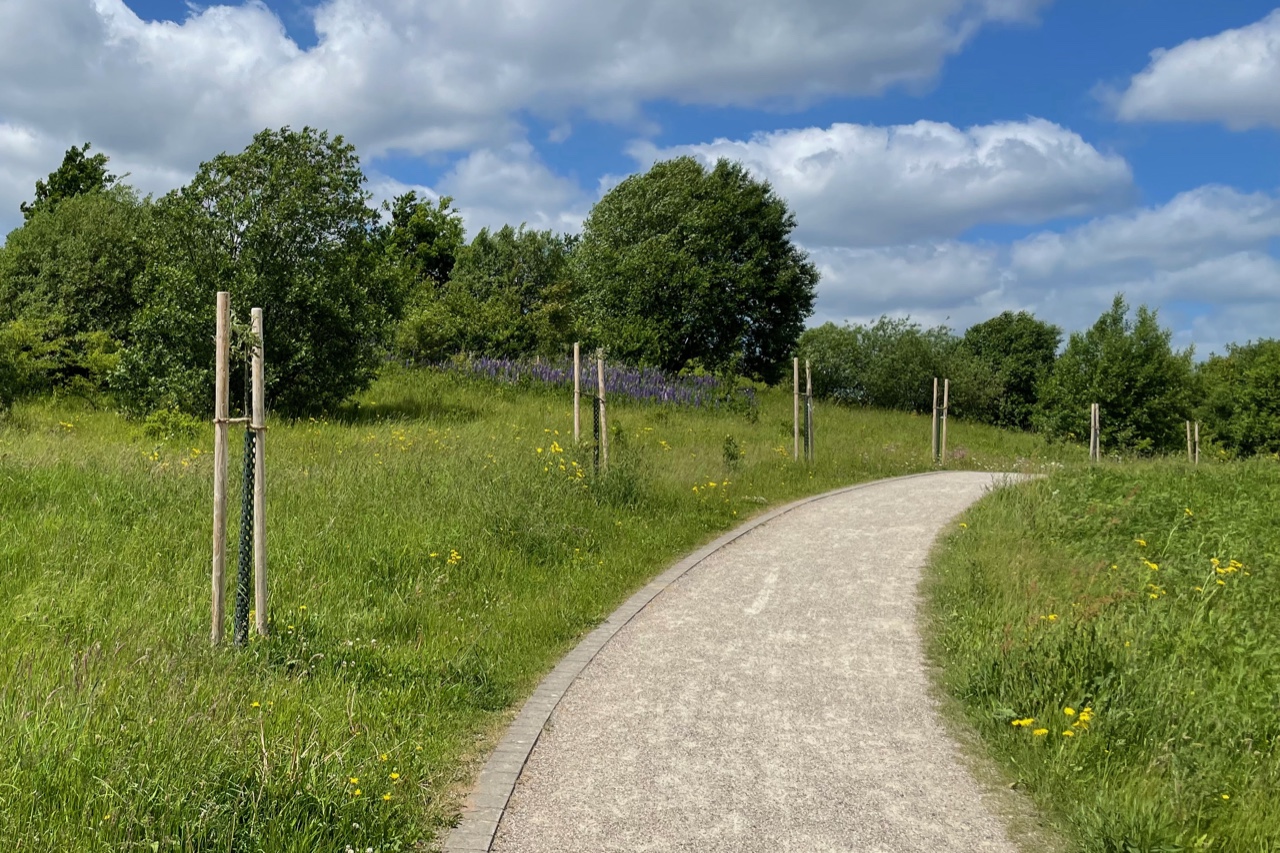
[{"x1": 2, "y1": 1, "x2": 1278, "y2": 354}]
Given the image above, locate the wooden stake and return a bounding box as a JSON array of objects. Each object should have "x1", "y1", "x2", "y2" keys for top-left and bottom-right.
[
  {"x1": 1186, "y1": 420, "x2": 1193, "y2": 463},
  {"x1": 596, "y1": 353, "x2": 607, "y2": 470},
  {"x1": 573, "y1": 342, "x2": 581, "y2": 444},
  {"x1": 212, "y1": 292, "x2": 230, "y2": 645},
  {"x1": 251, "y1": 308, "x2": 268, "y2": 637},
  {"x1": 931, "y1": 378, "x2": 939, "y2": 462},
  {"x1": 793, "y1": 357, "x2": 800, "y2": 461},
  {"x1": 805, "y1": 359, "x2": 813, "y2": 462},
  {"x1": 1194, "y1": 421, "x2": 1200, "y2": 465},
  {"x1": 941, "y1": 378, "x2": 950, "y2": 464}
]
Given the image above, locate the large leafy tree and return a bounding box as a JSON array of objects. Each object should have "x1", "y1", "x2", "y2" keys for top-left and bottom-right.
[
  {"x1": 962, "y1": 311, "x2": 1061, "y2": 430},
  {"x1": 398, "y1": 225, "x2": 577, "y2": 362},
  {"x1": 1036, "y1": 295, "x2": 1194, "y2": 453},
  {"x1": 1196, "y1": 339, "x2": 1280, "y2": 458},
  {"x1": 114, "y1": 126, "x2": 402, "y2": 417},
  {"x1": 575, "y1": 157, "x2": 818, "y2": 382},
  {"x1": 0, "y1": 185, "x2": 151, "y2": 394},
  {"x1": 20, "y1": 143, "x2": 117, "y2": 221}
]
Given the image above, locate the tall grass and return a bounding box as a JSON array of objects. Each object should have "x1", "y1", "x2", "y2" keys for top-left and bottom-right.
[
  {"x1": 0, "y1": 365, "x2": 1075, "y2": 850},
  {"x1": 923, "y1": 462, "x2": 1280, "y2": 851}
]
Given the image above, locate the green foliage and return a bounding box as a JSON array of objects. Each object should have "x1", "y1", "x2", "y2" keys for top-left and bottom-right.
[
  {"x1": 575, "y1": 157, "x2": 818, "y2": 382},
  {"x1": 924, "y1": 463, "x2": 1280, "y2": 850},
  {"x1": 1196, "y1": 339, "x2": 1280, "y2": 458},
  {"x1": 114, "y1": 127, "x2": 402, "y2": 418},
  {"x1": 797, "y1": 318, "x2": 1000, "y2": 421},
  {"x1": 383, "y1": 191, "x2": 465, "y2": 291},
  {"x1": 962, "y1": 311, "x2": 1061, "y2": 430},
  {"x1": 1036, "y1": 295, "x2": 1194, "y2": 454},
  {"x1": 0, "y1": 187, "x2": 149, "y2": 396},
  {"x1": 19, "y1": 142, "x2": 117, "y2": 221},
  {"x1": 398, "y1": 225, "x2": 577, "y2": 362}
]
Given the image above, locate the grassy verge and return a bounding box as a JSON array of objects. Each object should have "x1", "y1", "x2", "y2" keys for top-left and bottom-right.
[
  {"x1": 0, "y1": 365, "x2": 1074, "y2": 850},
  {"x1": 923, "y1": 461, "x2": 1280, "y2": 852}
]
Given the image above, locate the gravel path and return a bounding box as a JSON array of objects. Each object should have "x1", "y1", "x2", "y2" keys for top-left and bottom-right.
[{"x1": 450, "y1": 471, "x2": 1029, "y2": 853}]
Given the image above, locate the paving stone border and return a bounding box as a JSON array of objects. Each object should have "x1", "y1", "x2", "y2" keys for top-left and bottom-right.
[{"x1": 440, "y1": 470, "x2": 949, "y2": 852}]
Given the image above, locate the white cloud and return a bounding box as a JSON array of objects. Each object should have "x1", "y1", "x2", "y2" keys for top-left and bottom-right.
[
  {"x1": 632, "y1": 118, "x2": 1134, "y2": 246},
  {"x1": 1113, "y1": 9, "x2": 1280, "y2": 129},
  {"x1": 813, "y1": 186, "x2": 1280, "y2": 356},
  {"x1": 436, "y1": 144, "x2": 595, "y2": 236}
]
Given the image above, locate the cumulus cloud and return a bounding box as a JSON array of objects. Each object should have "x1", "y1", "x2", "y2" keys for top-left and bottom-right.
[
  {"x1": 1112, "y1": 9, "x2": 1280, "y2": 129},
  {"x1": 436, "y1": 144, "x2": 595, "y2": 236},
  {"x1": 813, "y1": 186, "x2": 1280, "y2": 355},
  {"x1": 631, "y1": 118, "x2": 1134, "y2": 246},
  {"x1": 0, "y1": 0, "x2": 1053, "y2": 237}
]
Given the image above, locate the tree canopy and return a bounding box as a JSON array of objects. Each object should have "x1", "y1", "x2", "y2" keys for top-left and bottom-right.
[
  {"x1": 962, "y1": 311, "x2": 1061, "y2": 430},
  {"x1": 114, "y1": 126, "x2": 402, "y2": 417},
  {"x1": 574, "y1": 157, "x2": 818, "y2": 382},
  {"x1": 1036, "y1": 295, "x2": 1194, "y2": 453},
  {"x1": 20, "y1": 143, "x2": 118, "y2": 221}
]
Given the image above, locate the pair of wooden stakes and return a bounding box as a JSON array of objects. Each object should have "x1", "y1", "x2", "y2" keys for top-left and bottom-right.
[
  {"x1": 569, "y1": 342, "x2": 609, "y2": 469},
  {"x1": 211, "y1": 292, "x2": 268, "y2": 645}
]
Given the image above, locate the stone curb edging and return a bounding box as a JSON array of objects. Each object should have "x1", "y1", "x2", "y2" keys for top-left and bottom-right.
[{"x1": 440, "y1": 469, "x2": 963, "y2": 852}]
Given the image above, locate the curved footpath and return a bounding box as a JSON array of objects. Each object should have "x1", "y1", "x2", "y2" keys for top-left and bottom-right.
[{"x1": 445, "y1": 471, "x2": 1031, "y2": 853}]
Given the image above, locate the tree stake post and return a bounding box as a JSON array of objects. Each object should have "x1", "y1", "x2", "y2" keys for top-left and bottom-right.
[
  {"x1": 596, "y1": 352, "x2": 608, "y2": 471},
  {"x1": 573, "y1": 341, "x2": 581, "y2": 444},
  {"x1": 793, "y1": 357, "x2": 800, "y2": 462},
  {"x1": 251, "y1": 308, "x2": 268, "y2": 636},
  {"x1": 931, "y1": 378, "x2": 939, "y2": 463},
  {"x1": 940, "y1": 378, "x2": 950, "y2": 465},
  {"x1": 211, "y1": 292, "x2": 230, "y2": 645},
  {"x1": 804, "y1": 359, "x2": 814, "y2": 462}
]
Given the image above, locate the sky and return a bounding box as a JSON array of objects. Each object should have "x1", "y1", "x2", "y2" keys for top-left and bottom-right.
[{"x1": 1, "y1": 1, "x2": 1278, "y2": 356}]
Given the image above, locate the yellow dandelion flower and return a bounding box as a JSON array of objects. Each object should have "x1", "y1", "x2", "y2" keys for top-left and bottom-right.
[
  {"x1": 382, "y1": 792, "x2": 392, "y2": 801},
  {"x1": 1032, "y1": 729, "x2": 1048, "y2": 737},
  {"x1": 380, "y1": 753, "x2": 389, "y2": 761},
  {"x1": 1062, "y1": 730, "x2": 1075, "y2": 737},
  {"x1": 251, "y1": 701, "x2": 261, "y2": 708},
  {"x1": 1063, "y1": 707, "x2": 1076, "y2": 716},
  {"x1": 1222, "y1": 794, "x2": 1230, "y2": 800},
  {"x1": 389, "y1": 772, "x2": 400, "y2": 781},
  {"x1": 349, "y1": 777, "x2": 359, "y2": 785},
  {"x1": 1135, "y1": 538, "x2": 1147, "y2": 547},
  {"x1": 353, "y1": 788, "x2": 362, "y2": 797}
]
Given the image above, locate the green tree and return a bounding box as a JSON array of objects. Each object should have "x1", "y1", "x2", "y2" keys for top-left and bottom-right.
[
  {"x1": 1036, "y1": 295, "x2": 1194, "y2": 453},
  {"x1": 383, "y1": 192, "x2": 465, "y2": 291},
  {"x1": 20, "y1": 143, "x2": 117, "y2": 220},
  {"x1": 398, "y1": 225, "x2": 577, "y2": 362},
  {"x1": 114, "y1": 126, "x2": 402, "y2": 417},
  {"x1": 575, "y1": 157, "x2": 818, "y2": 382},
  {"x1": 0, "y1": 186, "x2": 151, "y2": 394},
  {"x1": 1196, "y1": 339, "x2": 1280, "y2": 458},
  {"x1": 798, "y1": 317, "x2": 1000, "y2": 420},
  {"x1": 962, "y1": 311, "x2": 1061, "y2": 429}
]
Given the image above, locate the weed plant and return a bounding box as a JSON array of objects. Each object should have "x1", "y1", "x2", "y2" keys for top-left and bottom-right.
[
  {"x1": 0, "y1": 364, "x2": 1074, "y2": 850},
  {"x1": 924, "y1": 462, "x2": 1280, "y2": 851}
]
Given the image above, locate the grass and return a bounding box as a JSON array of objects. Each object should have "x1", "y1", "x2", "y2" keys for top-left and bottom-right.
[
  {"x1": 0, "y1": 364, "x2": 1076, "y2": 850},
  {"x1": 923, "y1": 461, "x2": 1280, "y2": 852}
]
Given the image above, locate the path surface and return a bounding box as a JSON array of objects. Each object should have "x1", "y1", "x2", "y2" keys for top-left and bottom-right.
[{"x1": 450, "y1": 471, "x2": 1029, "y2": 853}]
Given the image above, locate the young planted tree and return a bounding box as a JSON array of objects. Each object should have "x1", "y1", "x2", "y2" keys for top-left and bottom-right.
[
  {"x1": 1035, "y1": 295, "x2": 1194, "y2": 454},
  {"x1": 115, "y1": 126, "x2": 402, "y2": 417},
  {"x1": 575, "y1": 157, "x2": 818, "y2": 382}
]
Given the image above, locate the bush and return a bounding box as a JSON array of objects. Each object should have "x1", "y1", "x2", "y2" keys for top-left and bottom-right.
[{"x1": 1196, "y1": 339, "x2": 1280, "y2": 458}]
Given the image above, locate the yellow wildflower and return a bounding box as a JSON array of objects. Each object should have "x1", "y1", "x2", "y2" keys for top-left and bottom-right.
[
  {"x1": 1032, "y1": 728, "x2": 1048, "y2": 737},
  {"x1": 1135, "y1": 538, "x2": 1147, "y2": 547},
  {"x1": 1062, "y1": 730, "x2": 1075, "y2": 737}
]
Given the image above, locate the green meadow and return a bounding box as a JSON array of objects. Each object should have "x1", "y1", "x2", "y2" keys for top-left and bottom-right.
[
  {"x1": 924, "y1": 461, "x2": 1280, "y2": 852},
  {"x1": 0, "y1": 365, "x2": 1071, "y2": 851}
]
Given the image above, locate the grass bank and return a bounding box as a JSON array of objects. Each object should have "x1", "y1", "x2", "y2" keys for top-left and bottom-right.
[
  {"x1": 0, "y1": 365, "x2": 1074, "y2": 850},
  {"x1": 923, "y1": 462, "x2": 1280, "y2": 852}
]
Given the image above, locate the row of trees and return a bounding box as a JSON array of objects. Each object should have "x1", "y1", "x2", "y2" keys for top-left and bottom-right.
[
  {"x1": 798, "y1": 300, "x2": 1280, "y2": 458},
  {"x1": 0, "y1": 131, "x2": 819, "y2": 417}
]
